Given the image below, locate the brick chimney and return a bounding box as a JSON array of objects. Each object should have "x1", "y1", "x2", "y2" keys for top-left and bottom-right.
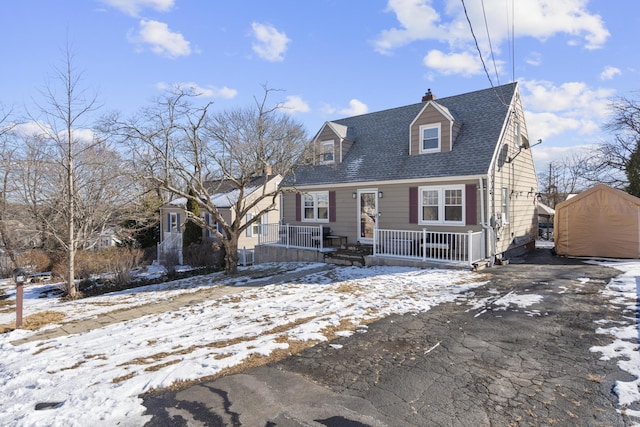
[{"x1": 422, "y1": 89, "x2": 435, "y2": 102}]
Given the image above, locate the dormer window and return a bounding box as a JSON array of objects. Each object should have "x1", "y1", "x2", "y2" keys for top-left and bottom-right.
[
  {"x1": 321, "y1": 140, "x2": 335, "y2": 164},
  {"x1": 419, "y1": 123, "x2": 441, "y2": 153}
]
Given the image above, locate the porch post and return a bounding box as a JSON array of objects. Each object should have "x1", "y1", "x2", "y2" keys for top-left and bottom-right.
[
  {"x1": 286, "y1": 224, "x2": 290, "y2": 248},
  {"x1": 422, "y1": 228, "x2": 427, "y2": 262},
  {"x1": 467, "y1": 230, "x2": 473, "y2": 267},
  {"x1": 373, "y1": 229, "x2": 378, "y2": 256}
]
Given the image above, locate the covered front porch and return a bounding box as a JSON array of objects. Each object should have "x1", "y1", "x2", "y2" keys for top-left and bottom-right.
[{"x1": 257, "y1": 224, "x2": 486, "y2": 268}]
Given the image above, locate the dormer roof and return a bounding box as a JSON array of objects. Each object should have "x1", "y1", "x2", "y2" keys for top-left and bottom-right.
[{"x1": 313, "y1": 121, "x2": 354, "y2": 143}]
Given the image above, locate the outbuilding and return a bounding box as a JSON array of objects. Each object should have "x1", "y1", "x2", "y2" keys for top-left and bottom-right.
[{"x1": 554, "y1": 184, "x2": 640, "y2": 258}]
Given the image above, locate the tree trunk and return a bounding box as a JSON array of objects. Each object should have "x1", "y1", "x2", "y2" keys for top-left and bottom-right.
[{"x1": 224, "y1": 233, "x2": 239, "y2": 275}]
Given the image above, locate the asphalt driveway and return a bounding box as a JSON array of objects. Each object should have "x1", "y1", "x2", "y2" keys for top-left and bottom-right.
[{"x1": 142, "y1": 248, "x2": 634, "y2": 426}]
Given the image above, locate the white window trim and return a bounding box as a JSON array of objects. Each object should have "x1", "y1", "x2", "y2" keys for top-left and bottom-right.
[
  {"x1": 246, "y1": 212, "x2": 267, "y2": 237},
  {"x1": 418, "y1": 185, "x2": 465, "y2": 225},
  {"x1": 169, "y1": 212, "x2": 179, "y2": 233},
  {"x1": 501, "y1": 187, "x2": 510, "y2": 225},
  {"x1": 302, "y1": 191, "x2": 330, "y2": 223},
  {"x1": 419, "y1": 123, "x2": 441, "y2": 154},
  {"x1": 320, "y1": 140, "x2": 335, "y2": 164}
]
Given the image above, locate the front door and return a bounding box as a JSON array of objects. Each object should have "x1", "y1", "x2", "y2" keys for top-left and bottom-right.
[{"x1": 358, "y1": 190, "x2": 378, "y2": 244}]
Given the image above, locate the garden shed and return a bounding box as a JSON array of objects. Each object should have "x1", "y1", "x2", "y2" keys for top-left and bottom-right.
[{"x1": 554, "y1": 184, "x2": 640, "y2": 258}]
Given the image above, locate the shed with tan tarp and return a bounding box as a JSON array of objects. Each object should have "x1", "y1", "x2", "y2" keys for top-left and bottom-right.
[{"x1": 554, "y1": 184, "x2": 640, "y2": 258}]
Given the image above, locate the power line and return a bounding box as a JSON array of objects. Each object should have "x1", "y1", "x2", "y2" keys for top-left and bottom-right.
[
  {"x1": 461, "y1": 0, "x2": 494, "y2": 88},
  {"x1": 480, "y1": 0, "x2": 500, "y2": 86},
  {"x1": 511, "y1": 0, "x2": 515, "y2": 82},
  {"x1": 461, "y1": 0, "x2": 508, "y2": 106}
]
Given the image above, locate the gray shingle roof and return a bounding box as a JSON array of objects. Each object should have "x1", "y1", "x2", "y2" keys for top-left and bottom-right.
[{"x1": 288, "y1": 83, "x2": 517, "y2": 186}]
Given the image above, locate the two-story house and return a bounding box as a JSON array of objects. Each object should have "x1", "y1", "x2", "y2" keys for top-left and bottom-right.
[{"x1": 260, "y1": 83, "x2": 538, "y2": 268}]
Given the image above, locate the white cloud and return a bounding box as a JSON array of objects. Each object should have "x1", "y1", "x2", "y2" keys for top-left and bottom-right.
[
  {"x1": 13, "y1": 121, "x2": 94, "y2": 143},
  {"x1": 181, "y1": 82, "x2": 236, "y2": 99},
  {"x1": 532, "y1": 143, "x2": 598, "y2": 171},
  {"x1": 281, "y1": 96, "x2": 310, "y2": 114},
  {"x1": 524, "y1": 111, "x2": 581, "y2": 141},
  {"x1": 251, "y1": 22, "x2": 290, "y2": 62},
  {"x1": 373, "y1": 0, "x2": 443, "y2": 54},
  {"x1": 374, "y1": 0, "x2": 609, "y2": 75},
  {"x1": 339, "y1": 99, "x2": 369, "y2": 116},
  {"x1": 520, "y1": 79, "x2": 615, "y2": 162},
  {"x1": 155, "y1": 82, "x2": 237, "y2": 99},
  {"x1": 13, "y1": 121, "x2": 48, "y2": 138},
  {"x1": 129, "y1": 20, "x2": 191, "y2": 58},
  {"x1": 423, "y1": 49, "x2": 483, "y2": 77},
  {"x1": 100, "y1": 0, "x2": 174, "y2": 17},
  {"x1": 520, "y1": 79, "x2": 614, "y2": 115},
  {"x1": 600, "y1": 66, "x2": 621, "y2": 81}
]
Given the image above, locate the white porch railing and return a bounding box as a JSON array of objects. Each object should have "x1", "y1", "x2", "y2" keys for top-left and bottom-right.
[
  {"x1": 374, "y1": 229, "x2": 485, "y2": 267},
  {"x1": 258, "y1": 224, "x2": 486, "y2": 267},
  {"x1": 259, "y1": 223, "x2": 323, "y2": 250}
]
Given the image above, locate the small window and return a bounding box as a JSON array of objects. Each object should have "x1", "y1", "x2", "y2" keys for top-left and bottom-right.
[
  {"x1": 501, "y1": 187, "x2": 509, "y2": 224},
  {"x1": 321, "y1": 140, "x2": 335, "y2": 164},
  {"x1": 248, "y1": 213, "x2": 267, "y2": 236},
  {"x1": 169, "y1": 213, "x2": 179, "y2": 233},
  {"x1": 302, "y1": 191, "x2": 330, "y2": 222},
  {"x1": 419, "y1": 124, "x2": 441, "y2": 153}
]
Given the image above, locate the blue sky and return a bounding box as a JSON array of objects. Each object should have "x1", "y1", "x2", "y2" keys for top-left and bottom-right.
[{"x1": 1, "y1": 0, "x2": 638, "y2": 173}]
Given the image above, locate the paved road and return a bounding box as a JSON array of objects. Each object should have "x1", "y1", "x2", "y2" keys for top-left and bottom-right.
[{"x1": 142, "y1": 250, "x2": 633, "y2": 426}]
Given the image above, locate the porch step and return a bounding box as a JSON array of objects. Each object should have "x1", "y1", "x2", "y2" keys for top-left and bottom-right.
[{"x1": 323, "y1": 249, "x2": 367, "y2": 267}]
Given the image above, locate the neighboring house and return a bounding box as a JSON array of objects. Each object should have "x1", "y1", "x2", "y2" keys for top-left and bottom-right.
[
  {"x1": 536, "y1": 202, "x2": 555, "y2": 240},
  {"x1": 554, "y1": 184, "x2": 640, "y2": 258},
  {"x1": 267, "y1": 83, "x2": 537, "y2": 267},
  {"x1": 88, "y1": 229, "x2": 122, "y2": 251},
  {"x1": 158, "y1": 174, "x2": 282, "y2": 264}
]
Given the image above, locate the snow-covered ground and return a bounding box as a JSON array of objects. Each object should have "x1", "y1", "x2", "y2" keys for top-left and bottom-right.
[
  {"x1": 0, "y1": 258, "x2": 638, "y2": 426},
  {"x1": 590, "y1": 260, "x2": 640, "y2": 421}
]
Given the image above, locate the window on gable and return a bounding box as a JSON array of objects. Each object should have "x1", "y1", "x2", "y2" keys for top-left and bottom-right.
[
  {"x1": 419, "y1": 124, "x2": 441, "y2": 153},
  {"x1": 302, "y1": 191, "x2": 329, "y2": 222},
  {"x1": 419, "y1": 185, "x2": 464, "y2": 225},
  {"x1": 321, "y1": 140, "x2": 335, "y2": 164}
]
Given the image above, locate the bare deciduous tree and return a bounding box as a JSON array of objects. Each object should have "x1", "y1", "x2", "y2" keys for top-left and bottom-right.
[
  {"x1": 537, "y1": 151, "x2": 603, "y2": 207},
  {"x1": 23, "y1": 47, "x2": 133, "y2": 297},
  {"x1": 599, "y1": 93, "x2": 640, "y2": 193},
  {"x1": 110, "y1": 85, "x2": 308, "y2": 274}
]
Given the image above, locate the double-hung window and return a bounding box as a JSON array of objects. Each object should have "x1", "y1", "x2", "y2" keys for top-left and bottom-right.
[
  {"x1": 321, "y1": 140, "x2": 335, "y2": 164},
  {"x1": 419, "y1": 185, "x2": 464, "y2": 224},
  {"x1": 419, "y1": 123, "x2": 441, "y2": 153},
  {"x1": 303, "y1": 191, "x2": 329, "y2": 222},
  {"x1": 246, "y1": 213, "x2": 267, "y2": 237}
]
